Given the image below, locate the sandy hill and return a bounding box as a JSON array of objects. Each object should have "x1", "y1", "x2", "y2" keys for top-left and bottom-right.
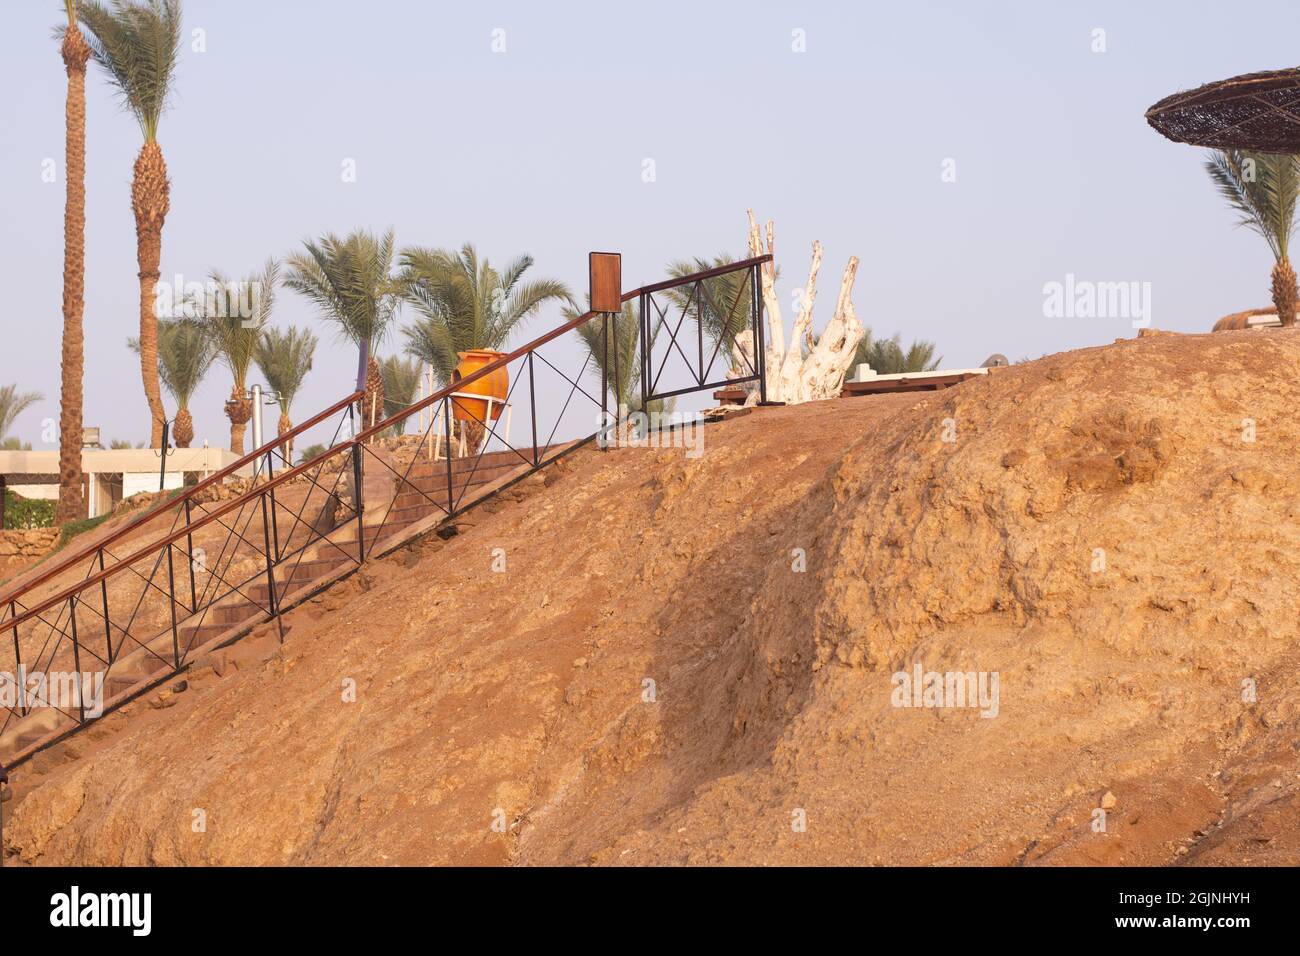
[{"x1": 4, "y1": 328, "x2": 1299, "y2": 866}]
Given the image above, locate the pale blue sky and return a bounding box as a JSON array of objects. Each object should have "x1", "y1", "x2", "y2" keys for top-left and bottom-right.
[{"x1": 2, "y1": 0, "x2": 1298, "y2": 449}]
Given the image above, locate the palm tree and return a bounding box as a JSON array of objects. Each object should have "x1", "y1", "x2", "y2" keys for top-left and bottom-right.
[
  {"x1": 128, "y1": 317, "x2": 216, "y2": 447},
  {"x1": 283, "y1": 230, "x2": 400, "y2": 433},
  {"x1": 202, "y1": 259, "x2": 278, "y2": 454},
  {"x1": 852, "y1": 331, "x2": 942, "y2": 374},
  {"x1": 379, "y1": 356, "x2": 422, "y2": 436},
  {"x1": 77, "y1": 0, "x2": 183, "y2": 447},
  {"x1": 400, "y1": 244, "x2": 572, "y2": 452},
  {"x1": 666, "y1": 254, "x2": 758, "y2": 356},
  {"x1": 398, "y1": 244, "x2": 573, "y2": 386},
  {"x1": 254, "y1": 325, "x2": 317, "y2": 456},
  {"x1": 565, "y1": 299, "x2": 668, "y2": 416},
  {"x1": 55, "y1": 1, "x2": 92, "y2": 521},
  {"x1": 1205, "y1": 149, "x2": 1300, "y2": 327},
  {"x1": 0, "y1": 385, "x2": 43, "y2": 446}
]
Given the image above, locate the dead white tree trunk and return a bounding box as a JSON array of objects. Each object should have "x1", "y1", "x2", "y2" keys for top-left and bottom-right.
[{"x1": 732, "y1": 210, "x2": 864, "y2": 405}]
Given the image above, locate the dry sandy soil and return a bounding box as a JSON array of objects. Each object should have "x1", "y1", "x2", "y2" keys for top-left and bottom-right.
[{"x1": 4, "y1": 328, "x2": 1299, "y2": 866}]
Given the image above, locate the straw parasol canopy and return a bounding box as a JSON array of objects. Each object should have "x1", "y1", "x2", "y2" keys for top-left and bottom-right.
[
  {"x1": 1146, "y1": 68, "x2": 1300, "y2": 152},
  {"x1": 1212, "y1": 305, "x2": 1278, "y2": 332}
]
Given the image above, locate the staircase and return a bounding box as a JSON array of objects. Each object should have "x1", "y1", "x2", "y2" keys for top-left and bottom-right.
[{"x1": 0, "y1": 443, "x2": 564, "y2": 760}]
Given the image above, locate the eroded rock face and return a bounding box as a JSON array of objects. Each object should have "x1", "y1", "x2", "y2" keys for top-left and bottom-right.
[
  {"x1": 790, "y1": 334, "x2": 1297, "y2": 679},
  {"x1": 5, "y1": 330, "x2": 1300, "y2": 867}
]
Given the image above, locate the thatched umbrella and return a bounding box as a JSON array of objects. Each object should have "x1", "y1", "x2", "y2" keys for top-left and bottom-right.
[
  {"x1": 1146, "y1": 68, "x2": 1300, "y2": 151},
  {"x1": 1149, "y1": 69, "x2": 1300, "y2": 327}
]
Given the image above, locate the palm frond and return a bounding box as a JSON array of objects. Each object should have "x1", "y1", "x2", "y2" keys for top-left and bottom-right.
[
  {"x1": 77, "y1": 0, "x2": 181, "y2": 141},
  {"x1": 254, "y1": 325, "x2": 317, "y2": 413},
  {"x1": 284, "y1": 230, "x2": 399, "y2": 352},
  {"x1": 567, "y1": 299, "x2": 667, "y2": 413},
  {"x1": 1204, "y1": 149, "x2": 1300, "y2": 260},
  {"x1": 397, "y1": 244, "x2": 571, "y2": 384},
  {"x1": 0, "y1": 384, "x2": 43, "y2": 442},
  {"x1": 852, "y1": 331, "x2": 942, "y2": 374},
  {"x1": 198, "y1": 257, "x2": 278, "y2": 389},
  {"x1": 127, "y1": 317, "x2": 217, "y2": 406},
  {"x1": 665, "y1": 253, "x2": 757, "y2": 353},
  {"x1": 379, "y1": 355, "x2": 422, "y2": 434},
  {"x1": 498, "y1": 278, "x2": 574, "y2": 342}
]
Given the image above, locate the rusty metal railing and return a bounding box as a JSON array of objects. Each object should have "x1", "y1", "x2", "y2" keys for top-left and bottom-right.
[
  {"x1": 639, "y1": 256, "x2": 768, "y2": 406},
  {"x1": 0, "y1": 255, "x2": 770, "y2": 767}
]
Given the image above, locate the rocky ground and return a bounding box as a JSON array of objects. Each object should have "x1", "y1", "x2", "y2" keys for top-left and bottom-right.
[{"x1": 3, "y1": 328, "x2": 1298, "y2": 866}]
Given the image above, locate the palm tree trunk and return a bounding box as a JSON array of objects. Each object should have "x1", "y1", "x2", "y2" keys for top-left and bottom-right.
[
  {"x1": 56, "y1": 27, "x2": 90, "y2": 523},
  {"x1": 363, "y1": 356, "x2": 384, "y2": 441},
  {"x1": 173, "y1": 406, "x2": 194, "y2": 448},
  {"x1": 278, "y1": 411, "x2": 293, "y2": 460},
  {"x1": 132, "y1": 142, "x2": 171, "y2": 447},
  {"x1": 1271, "y1": 257, "x2": 1297, "y2": 327},
  {"x1": 225, "y1": 384, "x2": 252, "y2": 455}
]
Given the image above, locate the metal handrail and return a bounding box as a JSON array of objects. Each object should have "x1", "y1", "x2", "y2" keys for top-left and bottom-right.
[
  {"x1": 0, "y1": 388, "x2": 363, "y2": 606},
  {"x1": 2, "y1": 256, "x2": 769, "y2": 764},
  {"x1": 0, "y1": 257, "x2": 773, "y2": 610},
  {"x1": 2, "y1": 254, "x2": 769, "y2": 634},
  {"x1": 355, "y1": 254, "x2": 772, "y2": 444}
]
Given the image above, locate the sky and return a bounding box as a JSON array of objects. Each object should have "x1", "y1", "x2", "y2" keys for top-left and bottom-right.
[{"x1": 2, "y1": 0, "x2": 1299, "y2": 452}]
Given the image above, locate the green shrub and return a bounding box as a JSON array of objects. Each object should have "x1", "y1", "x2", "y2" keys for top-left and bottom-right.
[{"x1": 3, "y1": 490, "x2": 55, "y2": 529}]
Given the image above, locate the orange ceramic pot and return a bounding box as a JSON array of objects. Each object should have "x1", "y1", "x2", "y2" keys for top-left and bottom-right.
[{"x1": 451, "y1": 349, "x2": 509, "y2": 422}]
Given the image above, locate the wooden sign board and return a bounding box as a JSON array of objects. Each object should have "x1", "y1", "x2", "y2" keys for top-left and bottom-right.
[{"x1": 589, "y1": 252, "x2": 622, "y2": 313}]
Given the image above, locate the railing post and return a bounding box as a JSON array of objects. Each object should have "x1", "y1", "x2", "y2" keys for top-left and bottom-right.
[
  {"x1": 600, "y1": 313, "x2": 609, "y2": 451},
  {"x1": 266, "y1": 448, "x2": 281, "y2": 563},
  {"x1": 9, "y1": 600, "x2": 23, "y2": 718},
  {"x1": 696, "y1": 281, "x2": 705, "y2": 386},
  {"x1": 754, "y1": 262, "x2": 768, "y2": 404},
  {"x1": 98, "y1": 549, "x2": 112, "y2": 664},
  {"x1": 158, "y1": 420, "x2": 170, "y2": 492},
  {"x1": 612, "y1": 310, "x2": 622, "y2": 440},
  {"x1": 68, "y1": 596, "x2": 85, "y2": 724},
  {"x1": 260, "y1": 492, "x2": 284, "y2": 643},
  {"x1": 528, "y1": 351, "x2": 539, "y2": 467},
  {"x1": 351, "y1": 439, "x2": 366, "y2": 562},
  {"x1": 639, "y1": 291, "x2": 650, "y2": 412},
  {"x1": 165, "y1": 543, "x2": 181, "y2": 669},
  {"x1": 442, "y1": 399, "x2": 455, "y2": 516},
  {"x1": 183, "y1": 499, "x2": 198, "y2": 613}
]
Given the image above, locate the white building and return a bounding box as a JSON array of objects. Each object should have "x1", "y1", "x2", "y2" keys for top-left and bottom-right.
[{"x1": 0, "y1": 443, "x2": 250, "y2": 518}]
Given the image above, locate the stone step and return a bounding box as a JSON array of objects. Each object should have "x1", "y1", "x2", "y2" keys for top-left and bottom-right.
[
  {"x1": 398, "y1": 447, "x2": 547, "y2": 479},
  {"x1": 391, "y1": 466, "x2": 512, "y2": 500},
  {"x1": 211, "y1": 600, "x2": 272, "y2": 626},
  {"x1": 385, "y1": 500, "x2": 443, "y2": 524}
]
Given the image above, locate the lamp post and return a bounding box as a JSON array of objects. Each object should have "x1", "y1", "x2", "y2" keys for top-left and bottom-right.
[{"x1": 248, "y1": 384, "x2": 283, "y2": 472}]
